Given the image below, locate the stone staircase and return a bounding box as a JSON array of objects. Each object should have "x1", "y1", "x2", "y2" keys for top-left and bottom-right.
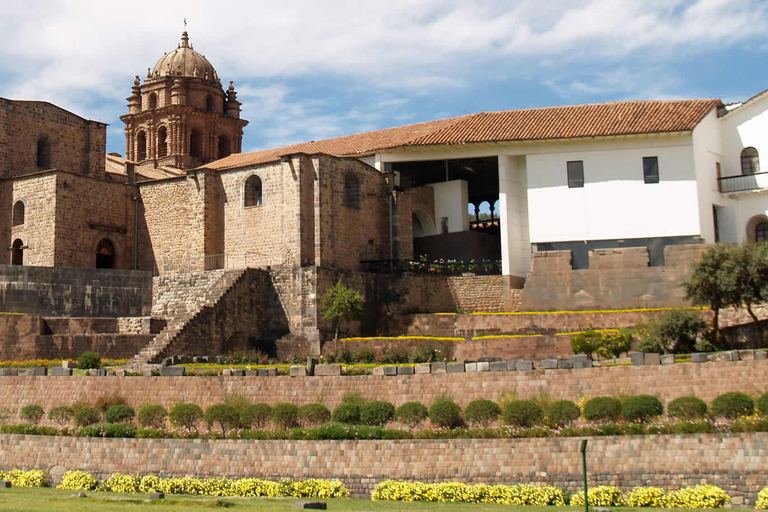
[{"x1": 127, "y1": 269, "x2": 248, "y2": 371}]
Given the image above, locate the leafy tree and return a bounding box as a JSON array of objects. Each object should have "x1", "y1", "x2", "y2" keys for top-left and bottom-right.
[
  {"x1": 730, "y1": 243, "x2": 768, "y2": 348},
  {"x1": 320, "y1": 279, "x2": 365, "y2": 340}
]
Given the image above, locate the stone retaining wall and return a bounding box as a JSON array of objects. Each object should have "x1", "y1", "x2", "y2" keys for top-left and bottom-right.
[{"x1": 0, "y1": 433, "x2": 764, "y2": 502}]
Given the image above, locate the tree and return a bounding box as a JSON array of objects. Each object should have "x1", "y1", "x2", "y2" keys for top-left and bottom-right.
[
  {"x1": 320, "y1": 279, "x2": 365, "y2": 340},
  {"x1": 730, "y1": 243, "x2": 768, "y2": 348}
]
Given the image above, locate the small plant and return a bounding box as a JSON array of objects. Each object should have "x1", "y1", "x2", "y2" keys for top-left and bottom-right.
[
  {"x1": 168, "y1": 403, "x2": 203, "y2": 429},
  {"x1": 360, "y1": 401, "x2": 395, "y2": 426},
  {"x1": 105, "y1": 404, "x2": 136, "y2": 424},
  {"x1": 711, "y1": 392, "x2": 754, "y2": 419},
  {"x1": 583, "y1": 397, "x2": 622, "y2": 422},
  {"x1": 395, "y1": 402, "x2": 428, "y2": 430},
  {"x1": 341, "y1": 392, "x2": 367, "y2": 405},
  {"x1": 48, "y1": 405, "x2": 75, "y2": 426},
  {"x1": 58, "y1": 470, "x2": 98, "y2": 491},
  {"x1": 204, "y1": 404, "x2": 240, "y2": 434},
  {"x1": 658, "y1": 308, "x2": 707, "y2": 354},
  {"x1": 77, "y1": 351, "x2": 101, "y2": 370},
  {"x1": 502, "y1": 400, "x2": 543, "y2": 428},
  {"x1": 429, "y1": 398, "x2": 463, "y2": 429},
  {"x1": 298, "y1": 403, "x2": 331, "y2": 427},
  {"x1": 95, "y1": 393, "x2": 127, "y2": 414},
  {"x1": 668, "y1": 396, "x2": 708, "y2": 420},
  {"x1": 223, "y1": 392, "x2": 252, "y2": 412},
  {"x1": 571, "y1": 329, "x2": 602, "y2": 359},
  {"x1": 320, "y1": 279, "x2": 366, "y2": 340},
  {"x1": 497, "y1": 390, "x2": 518, "y2": 411},
  {"x1": 19, "y1": 405, "x2": 44, "y2": 425},
  {"x1": 464, "y1": 399, "x2": 501, "y2": 428},
  {"x1": 332, "y1": 403, "x2": 361, "y2": 425},
  {"x1": 757, "y1": 392, "x2": 768, "y2": 417},
  {"x1": 240, "y1": 403, "x2": 272, "y2": 429},
  {"x1": 596, "y1": 329, "x2": 633, "y2": 359},
  {"x1": 546, "y1": 400, "x2": 581, "y2": 427},
  {"x1": 622, "y1": 395, "x2": 663, "y2": 422},
  {"x1": 74, "y1": 406, "x2": 101, "y2": 427},
  {"x1": 270, "y1": 403, "x2": 299, "y2": 429},
  {"x1": 137, "y1": 405, "x2": 168, "y2": 429}
]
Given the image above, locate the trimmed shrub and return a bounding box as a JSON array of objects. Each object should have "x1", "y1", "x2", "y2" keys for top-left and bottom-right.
[
  {"x1": 332, "y1": 403, "x2": 361, "y2": 425},
  {"x1": 48, "y1": 405, "x2": 75, "y2": 426},
  {"x1": 583, "y1": 397, "x2": 622, "y2": 422},
  {"x1": 372, "y1": 480, "x2": 567, "y2": 505},
  {"x1": 58, "y1": 470, "x2": 98, "y2": 491},
  {"x1": 429, "y1": 399, "x2": 463, "y2": 429},
  {"x1": 711, "y1": 392, "x2": 754, "y2": 419},
  {"x1": 240, "y1": 403, "x2": 271, "y2": 429},
  {"x1": 19, "y1": 405, "x2": 44, "y2": 425},
  {"x1": 395, "y1": 402, "x2": 428, "y2": 430},
  {"x1": 625, "y1": 487, "x2": 667, "y2": 507},
  {"x1": 101, "y1": 472, "x2": 140, "y2": 493},
  {"x1": 270, "y1": 403, "x2": 299, "y2": 429},
  {"x1": 70, "y1": 400, "x2": 91, "y2": 413},
  {"x1": 668, "y1": 396, "x2": 708, "y2": 420},
  {"x1": 105, "y1": 404, "x2": 136, "y2": 424},
  {"x1": 204, "y1": 404, "x2": 240, "y2": 434},
  {"x1": 546, "y1": 400, "x2": 581, "y2": 427},
  {"x1": 74, "y1": 406, "x2": 101, "y2": 427},
  {"x1": 298, "y1": 403, "x2": 331, "y2": 427},
  {"x1": 571, "y1": 329, "x2": 602, "y2": 359},
  {"x1": 660, "y1": 484, "x2": 730, "y2": 508},
  {"x1": 464, "y1": 399, "x2": 501, "y2": 428},
  {"x1": 77, "y1": 351, "x2": 101, "y2": 370},
  {"x1": 137, "y1": 405, "x2": 167, "y2": 429},
  {"x1": 360, "y1": 401, "x2": 395, "y2": 426},
  {"x1": 168, "y1": 403, "x2": 203, "y2": 429},
  {"x1": 570, "y1": 485, "x2": 625, "y2": 507},
  {"x1": 95, "y1": 393, "x2": 127, "y2": 414},
  {"x1": 757, "y1": 487, "x2": 768, "y2": 509},
  {"x1": 757, "y1": 392, "x2": 768, "y2": 417},
  {"x1": 502, "y1": 400, "x2": 543, "y2": 428},
  {"x1": 622, "y1": 395, "x2": 663, "y2": 422},
  {"x1": 79, "y1": 422, "x2": 135, "y2": 438}
]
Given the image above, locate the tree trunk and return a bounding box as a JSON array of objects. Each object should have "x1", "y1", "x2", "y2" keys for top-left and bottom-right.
[
  {"x1": 334, "y1": 319, "x2": 340, "y2": 342},
  {"x1": 746, "y1": 304, "x2": 763, "y2": 349}
]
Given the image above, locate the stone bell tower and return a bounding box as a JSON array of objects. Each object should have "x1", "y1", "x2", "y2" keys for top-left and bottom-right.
[{"x1": 120, "y1": 31, "x2": 248, "y2": 171}]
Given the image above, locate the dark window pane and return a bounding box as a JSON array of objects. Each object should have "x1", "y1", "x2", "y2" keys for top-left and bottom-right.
[
  {"x1": 567, "y1": 160, "x2": 584, "y2": 188},
  {"x1": 757, "y1": 222, "x2": 768, "y2": 243},
  {"x1": 643, "y1": 156, "x2": 659, "y2": 184}
]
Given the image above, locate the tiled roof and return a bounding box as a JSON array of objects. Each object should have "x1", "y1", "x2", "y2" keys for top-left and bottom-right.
[{"x1": 204, "y1": 99, "x2": 719, "y2": 171}]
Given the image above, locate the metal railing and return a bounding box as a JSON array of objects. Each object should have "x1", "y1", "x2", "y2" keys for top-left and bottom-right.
[
  {"x1": 204, "y1": 253, "x2": 226, "y2": 270},
  {"x1": 719, "y1": 172, "x2": 768, "y2": 193},
  {"x1": 361, "y1": 258, "x2": 501, "y2": 275}
]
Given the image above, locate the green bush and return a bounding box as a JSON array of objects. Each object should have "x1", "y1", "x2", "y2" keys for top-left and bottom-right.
[
  {"x1": 74, "y1": 406, "x2": 101, "y2": 427},
  {"x1": 395, "y1": 402, "x2": 428, "y2": 430},
  {"x1": 622, "y1": 395, "x2": 663, "y2": 422},
  {"x1": 70, "y1": 400, "x2": 91, "y2": 414},
  {"x1": 668, "y1": 396, "x2": 708, "y2": 420},
  {"x1": 298, "y1": 404, "x2": 331, "y2": 427},
  {"x1": 757, "y1": 392, "x2": 768, "y2": 417},
  {"x1": 711, "y1": 392, "x2": 754, "y2": 419},
  {"x1": 105, "y1": 404, "x2": 136, "y2": 424},
  {"x1": 48, "y1": 405, "x2": 75, "y2": 426},
  {"x1": 204, "y1": 404, "x2": 240, "y2": 433},
  {"x1": 360, "y1": 401, "x2": 395, "y2": 426},
  {"x1": 19, "y1": 405, "x2": 44, "y2": 425},
  {"x1": 546, "y1": 400, "x2": 581, "y2": 427},
  {"x1": 137, "y1": 405, "x2": 167, "y2": 429},
  {"x1": 332, "y1": 403, "x2": 361, "y2": 425},
  {"x1": 429, "y1": 399, "x2": 463, "y2": 429},
  {"x1": 634, "y1": 319, "x2": 664, "y2": 354},
  {"x1": 168, "y1": 403, "x2": 203, "y2": 429},
  {"x1": 464, "y1": 399, "x2": 501, "y2": 428},
  {"x1": 502, "y1": 400, "x2": 543, "y2": 428},
  {"x1": 596, "y1": 329, "x2": 633, "y2": 359},
  {"x1": 658, "y1": 308, "x2": 707, "y2": 354},
  {"x1": 77, "y1": 351, "x2": 101, "y2": 370},
  {"x1": 583, "y1": 397, "x2": 622, "y2": 422},
  {"x1": 571, "y1": 329, "x2": 602, "y2": 358},
  {"x1": 95, "y1": 393, "x2": 127, "y2": 414},
  {"x1": 240, "y1": 403, "x2": 271, "y2": 429},
  {"x1": 270, "y1": 403, "x2": 299, "y2": 429},
  {"x1": 79, "y1": 422, "x2": 135, "y2": 438}
]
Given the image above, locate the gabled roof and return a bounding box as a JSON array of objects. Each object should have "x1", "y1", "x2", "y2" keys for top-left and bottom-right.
[{"x1": 204, "y1": 98, "x2": 719, "y2": 171}]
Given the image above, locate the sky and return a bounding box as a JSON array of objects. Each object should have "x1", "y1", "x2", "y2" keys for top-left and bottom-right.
[{"x1": 1, "y1": 0, "x2": 767, "y2": 156}]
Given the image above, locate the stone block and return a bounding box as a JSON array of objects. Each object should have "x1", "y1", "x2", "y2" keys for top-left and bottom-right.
[
  {"x1": 290, "y1": 366, "x2": 307, "y2": 377},
  {"x1": 661, "y1": 354, "x2": 675, "y2": 365},
  {"x1": 541, "y1": 359, "x2": 558, "y2": 369},
  {"x1": 430, "y1": 362, "x2": 447, "y2": 373},
  {"x1": 415, "y1": 364, "x2": 431, "y2": 374},
  {"x1": 630, "y1": 352, "x2": 645, "y2": 366},
  {"x1": 446, "y1": 363, "x2": 465, "y2": 373},
  {"x1": 476, "y1": 362, "x2": 490, "y2": 372},
  {"x1": 257, "y1": 369, "x2": 269, "y2": 377},
  {"x1": 506, "y1": 360, "x2": 517, "y2": 371},
  {"x1": 739, "y1": 350, "x2": 755, "y2": 361},
  {"x1": 557, "y1": 360, "x2": 573, "y2": 370},
  {"x1": 691, "y1": 352, "x2": 708, "y2": 363},
  {"x1": 314, "y1": 364, "x2": 341, "y2": 377},
  {"x1": 88, "y1": 369, "x2": 99, "y2": 376},
  {"x1": 464, "y1": 362, "x2": 477, "y2": 372},
  {"x1": 516, "y1": 360, "x2": 533, "y2": 371},
  {"x1": 644, "y1": 353, "x2": 661, "y2": 365},
  {"x1": 61, "y1": 361, "x2": 77, "y2": 369},
  {"x1": 50, "y1": 367, "x2": 72, "y2": 377},
  {"x1": 149, "y1": 492, "x2": 165, "y2": 500},
  {"x1": 266, "y1": 368, "x2": 278, "y2": 377},
  {"x1": 397, "y1": 366, "x2": 415, "y2": 375},
  {"x1": 570, "y1": 354, "x2": 592, "y2": 369},
  {"x1": 292, "y1": 502, "x2": 326, "y2": 510},
  {"x1": 729, "y1": 350, "x2": 740, "y2": 362},
  {"x1": 245, "y1": 370, "x2": 258, "y2": 376},
  {"x1": 0, "y1": 369, "x2": 18, "y2": 376},
  {"x1": 306, "y1": 357, "x2": 317, "y2": 376},
  {"x1": 383, "y1": 366, "x2": 398, "y2": 376},
  {"x1": 221, "y1": 369, "x2": 232, "y2": 376},
  {"x1": 0, "y1": 480, "x2": 10, "y2": 488},
  {"x1": 115, "y1": 370, "x2": 126, "y2": 377},
  {"x1": 372, "y1": 367, "x2": 385, "y2": 376},
  {"x1": 97, "y1": 368, "x2": 107, "y2": 376},
  {"x1": 756, "y1": 350, "x2": 768, "y2": 360},
  {"x1": 231, "y1": 369, "x2": 245, "y2": 377},
  {"x1": 160, "y1": 367, "x2": 185, "y2": 377},
  {"x1": 143, "y1": 370, "x2": 153, "y2": 377},
  {"x1": 489, "y1": 361, "x2": 507, "y2": 372},
  {"x1": 478, "y1": 356, "x2": 502, "y2": 363}
]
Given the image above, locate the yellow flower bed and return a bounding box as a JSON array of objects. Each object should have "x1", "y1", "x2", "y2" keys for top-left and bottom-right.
[
  {"x1": 58, "y1": 470, "x2": 98, "y2": 490},
  {"x1": 571, "y1": 486, "x2": 625, "y2": 506},
  {"x1": 756, "y1": 487, "x2": 768, "y2": 509},
  {"x1": 659, "y1": 485, "x2": 731, "y2": 509},
  {"x1": 371, "y1": 480, "x2": 566, "y2": 505},
  {"x1": 0, "y1": 358, "x2": 128, "y2": 368},
  {"x1": 436, "y1": 306, "x2": 708, "y2": 316},
  {"x1": 339, "y1": 336, "x2": 463, "y2": 342},
  {"x1": 0, "y1": 469, "x2": 45, "y2": 488},
  {"x1": 472, "y1": 334, "x2": 543, "y2": 340},
  {"x1": 625, "y1": 486, "x2": 667, "y2": 507},
  {"x1": 571, "y1": 485, "x2": 730, "y2": 509}
]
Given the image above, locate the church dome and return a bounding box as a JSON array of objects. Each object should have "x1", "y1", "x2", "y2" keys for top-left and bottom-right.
[{"x1": 150, "y1": 32, "x2": 218, "y2": 83}]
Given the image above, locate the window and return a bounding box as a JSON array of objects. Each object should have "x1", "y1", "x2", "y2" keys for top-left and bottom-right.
[
  {"x1": 206, "y1": 94, "x2": 215, "y2": 112},
  {"x1": 741, "y1": 147, "x2": 760, "y2": 175},
  {"x1": 148, "y1": 92, "x2": 157, "y2": 110},
  {"x1": 218, "y1": 135, "x2": 231, "y2": 159},
  {"x1": 643, "y1": 156, "x2": 659, "y2": 184},
  {"x1": 11, "y1": 239, "x2": 23, "y2": 266},
  {"x1": 157, "y1": 127, "x2": 168, "y2": 157},
  {"x1": 190, "y1": 129, "x2": 203, "y2": 159},
  {"x1": 136, "y1": 131, "x2": 147, "y2": 161},
  {"x1": 244, "y1": 175, "x2": 262, "y2": 207},
  {"x1": 344, "y1": 172, "x2": 362, "y2": 208},
  {"x1": 95, "y1": 238, "x2": 115, "y2": 269},
  {"x1": 36, "y1": 135, "x2": 51, "y2": 169},
  {"x1": 567, "y1": 161, "x2": 584, "y2": 188},
  {"x1": 757, "y1": 222, "x2": 768, "y2": 243},
  {"x1": 12, "y1": 201, "x2": 24, "y2": 227}
]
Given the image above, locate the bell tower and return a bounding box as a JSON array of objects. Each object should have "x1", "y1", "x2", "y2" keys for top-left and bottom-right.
[{"x1": 120, "y1": 31, "x2": 248, "y2": 171}]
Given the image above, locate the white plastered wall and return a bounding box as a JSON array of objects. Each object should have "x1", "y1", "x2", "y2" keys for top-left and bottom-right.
[
  {"x1": 427, "y1": 180, "x2": 469, "y2": 233},
  {"x1": 691, "y1": 109, "x2": 725, "y2": 244},
  {"x1": 498, "y1": 155, "x2": 530, "y2": 277}
]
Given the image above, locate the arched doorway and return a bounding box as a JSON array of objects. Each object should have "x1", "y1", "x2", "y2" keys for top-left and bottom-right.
[
  {"x1": 96, "y1": 238, "x2": 115, "y2": 269},
  {"x1": 11, "y1": 239, "x2": 23, "y2": 265},
  {"x1": 412, "y1": 209, "x2": 436, "y2": 237}
]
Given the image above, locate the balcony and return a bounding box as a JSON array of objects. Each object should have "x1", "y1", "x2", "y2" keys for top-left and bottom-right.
[{"x1": 718, "y1": 172, "x2": 768, "y2": 193}]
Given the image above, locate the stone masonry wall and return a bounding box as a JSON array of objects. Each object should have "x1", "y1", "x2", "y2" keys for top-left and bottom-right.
[
  {"x1": 6, "y1": 173, "x2": 58, "y2": 266},
  {"x1": 0, "y1": 433, "x2": 764, "y2": 502}
]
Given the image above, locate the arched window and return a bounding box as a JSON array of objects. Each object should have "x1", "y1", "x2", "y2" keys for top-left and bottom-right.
[
  {"x1": 218, "y1": 135, "x2": 231, "y2": 159},
  {"x1": 95, "y1": 238, "x2": 115, "y2": 269},
  {"x1": 244, "y1": 175, "x2": 262, "y2": 207},
  {"x1": 12, "y1": 201, "x2": 24, "y2": 227},
  {"x1": 148, "y1": 92, "x2": 157, "y2": 110},
  {"x1": 11, "y1": 239, "x2": 23, "y2": 266},
  {"x1": 343, "y1": 172, "x2": 361, "y2": 209},
  {"x1": 206, "y1": 94, "x2": 215, "y2": 112},
  {"x1": 741, "y1": 147, "x2": 760, "y2": 175},
  {"x1": 190, "y1": 128, "x2": 203, "y2": 159},
  {"x1": 36, "y1": 135, "x2": 51, "y2": 169},
  {"x1": 757, "y1": 222, "x2": 768, "y2": 243},
  {"x1": 136, "y1": 131, "x2": 147, "y2": 161},
  {"x1": 157, "y1": 127, "x2": 168, "y2": 158}
]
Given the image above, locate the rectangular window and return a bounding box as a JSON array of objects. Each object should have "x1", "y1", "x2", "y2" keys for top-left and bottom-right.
[
  {"x1": 567, "y1": 161, "x2": 584, "y2": 188},
  {"x1": 643, "y1": 156, "x2": 659, "y2": 184}
]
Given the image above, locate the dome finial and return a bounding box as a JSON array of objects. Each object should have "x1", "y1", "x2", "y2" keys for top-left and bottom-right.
[
  {"x1": 134, "y1": 75, "x2": 141, "y2": 86},
  {"x1": 146, "y1": 68, "x2": 152, "y2": 79},
  {"x1": 181, "y1": 31, "x2": 189, "y2": 48}
]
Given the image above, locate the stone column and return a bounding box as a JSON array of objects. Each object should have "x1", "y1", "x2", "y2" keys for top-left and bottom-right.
[{"x1": 498, "y1": 154, "x2": 531, "y2": 278}]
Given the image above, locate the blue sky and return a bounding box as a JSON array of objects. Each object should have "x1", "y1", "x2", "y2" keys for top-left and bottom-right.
[{"x1": 1, "y1": 0, "x2": 767, "y2": 156}]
